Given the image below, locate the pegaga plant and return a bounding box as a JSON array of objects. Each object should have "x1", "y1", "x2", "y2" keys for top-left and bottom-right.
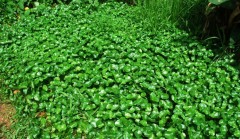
[
  {"x1": 203, "y1": 0, "x2": 240, "y2": 50},
  {"x1": 0, "y1": 0, "x2": 25, "y2": 24},
  {"x1": 1, "y1": 2, "x2": 240, "y2": 138},
  {"x1": 0, "y1": 0, "x2": 73, "y2": 25}
]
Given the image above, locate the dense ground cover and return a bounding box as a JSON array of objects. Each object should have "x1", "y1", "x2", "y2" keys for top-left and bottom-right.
[{"x1": 0, "y1": 2, "x2": 240, "y2": 138}]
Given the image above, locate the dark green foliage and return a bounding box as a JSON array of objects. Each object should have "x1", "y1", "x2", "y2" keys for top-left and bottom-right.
[
  {"x1": 204, "y1": 0, "x2": 240, "y2": 48},
  {"x1": 0, "y1": 0, "x2": 24, "y2": 24},
  {"x1": 0, "y1": 2, "x2": 240, "y2": 138},
  {"x1": 203, "y1": 0, "x2": 240, "y2": 66}
]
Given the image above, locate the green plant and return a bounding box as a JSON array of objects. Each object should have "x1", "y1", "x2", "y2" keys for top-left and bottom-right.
[
  {"x1": 135, "y1": 0, "x2": 207, "y2": 33},
  {"x1": 0, "y1": 0, "x2": 75, "y2": 25},
  {"x1": 0, "y1": 0, "x2": 23, "y2": 24},
  {"x1": 0, "y1": 1, "x2": 240, "y2": 138}
]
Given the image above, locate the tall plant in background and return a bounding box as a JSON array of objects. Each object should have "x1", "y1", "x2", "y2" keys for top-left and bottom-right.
[
  {"x1": 135, "y1": 0, "x2": 207, "y2": 33},
  {"x1": 203, "y1": 0, "x2": 240, "y2": 64},
  {"x1": 136, "y1": 0, "x2": 180, "y2": 31}
]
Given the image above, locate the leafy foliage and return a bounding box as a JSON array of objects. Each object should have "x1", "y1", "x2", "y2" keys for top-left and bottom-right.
[
  {"x1": 0, "y1": 2, "x2": 240, "y2": 138},
  {"x1": 0, "y1": 0, "x2": 73, "y2": 25}
]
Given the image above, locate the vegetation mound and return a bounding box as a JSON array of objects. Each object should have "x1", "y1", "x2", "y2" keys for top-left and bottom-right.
[{"x1": 0, "y1": 2, "x2": 239, "y2": 138}]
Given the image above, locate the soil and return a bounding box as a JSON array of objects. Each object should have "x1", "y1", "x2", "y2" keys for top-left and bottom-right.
[{"x1": 0, "y1": 103, "x2": 15, "y2": 128}]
